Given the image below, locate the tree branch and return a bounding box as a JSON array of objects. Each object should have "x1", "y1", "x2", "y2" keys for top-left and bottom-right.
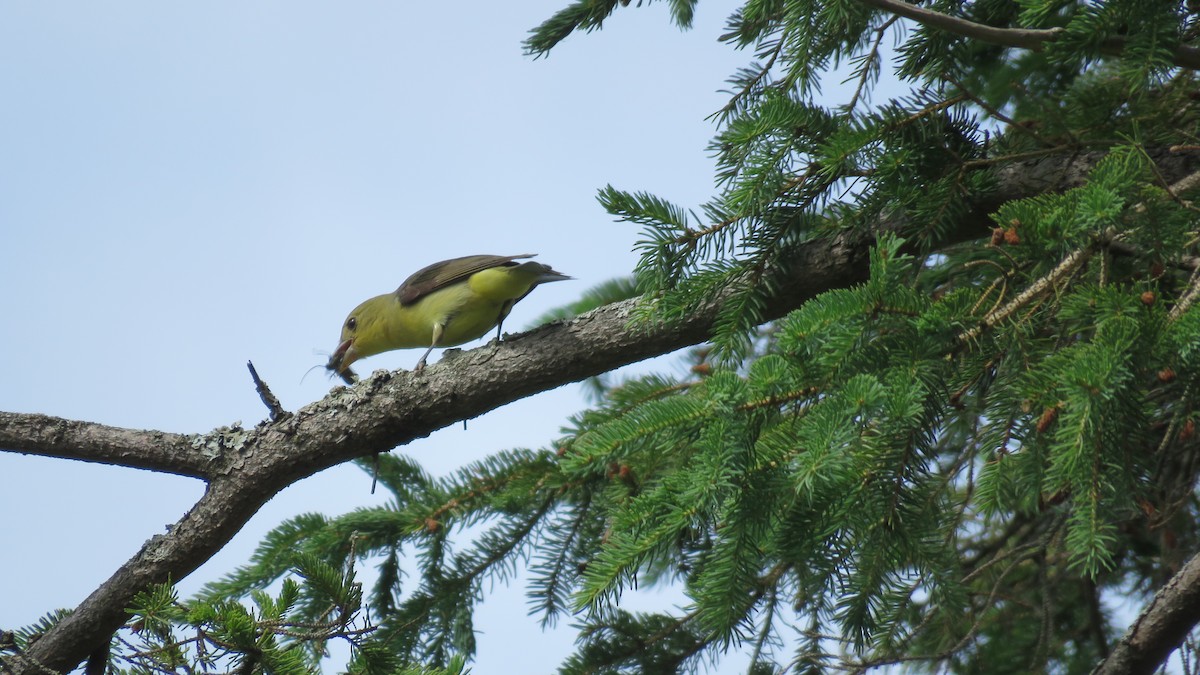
[
  {"x1": 2, "y1": 146, "x2": 1199, "y2": 674},
  {"x1": 0, "y1": 413, "x2": 208, "y2": 478},
  {"x1": 856, "y1": 0, "x2": 1200, "y2": 70},
  {"x1": 1093, "y1": 549, "x2": 1200, "y2": 674},
  {"x1": 857, "y1": 0, "x2": 1060, "y2": 50}
]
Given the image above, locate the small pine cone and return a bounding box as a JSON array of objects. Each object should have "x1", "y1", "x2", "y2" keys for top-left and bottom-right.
[{"x1": 1036, "y1": 405, "x2": 1060, "y2": 433}]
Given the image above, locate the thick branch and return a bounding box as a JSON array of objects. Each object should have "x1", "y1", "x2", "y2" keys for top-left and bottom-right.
[
  {"x1": 6, "y1": 478, "x2": 268, "y2": 674},
  {"x1": 3, "y1": 146, "x2": 1200, "y2": 674},
  {"x1": 857, "y1": 0, "x2": 1200, "y2": 70},
  {"x1": 5, "y1": 242, "x2": 862, "y2": 675},
  {"x1": 0, "y1": 413, "x2": 207, "y2": 478},
  {"x1": 1094, "y1": 550, "x2": 1200, "y2": 674}
]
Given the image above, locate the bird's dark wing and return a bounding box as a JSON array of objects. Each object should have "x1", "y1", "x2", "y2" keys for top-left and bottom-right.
[{"x1": 394, "y1": 254, "x2": 535, "y2": 305}]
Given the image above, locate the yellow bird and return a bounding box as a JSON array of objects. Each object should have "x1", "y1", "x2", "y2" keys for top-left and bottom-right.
[{"x1": 326, "y1": 254, "x2": 570, "y2": 382}]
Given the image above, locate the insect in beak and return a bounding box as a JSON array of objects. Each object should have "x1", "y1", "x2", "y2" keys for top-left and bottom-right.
[{"x1": 325, "y1": 339, "x2": 359, "y2": 384}]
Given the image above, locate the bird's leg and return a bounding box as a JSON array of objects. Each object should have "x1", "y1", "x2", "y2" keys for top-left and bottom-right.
[
  {"x1": 414, "y1": 322, "x2": 445, "y2": 371},
  {"x1": 493, "y1": 301, "x2": 515, "y2": 345},
  {"x1": 414, "y1": 346, "x2": 434, "y2": 371}
]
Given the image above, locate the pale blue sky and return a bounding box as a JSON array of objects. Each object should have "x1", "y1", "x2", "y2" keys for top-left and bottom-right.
[{"x1": 0, "y1": 1, "x2": 775, "y2": 671}]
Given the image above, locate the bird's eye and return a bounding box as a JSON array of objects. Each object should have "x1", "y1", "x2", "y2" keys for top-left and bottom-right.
[{"x1": 346, "y1": 317, "x2": 357, "y2": 331}]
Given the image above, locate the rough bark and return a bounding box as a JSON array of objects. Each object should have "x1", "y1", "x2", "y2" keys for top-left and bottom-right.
[
  {"x1": 1095, "y1": 552, "x2": 1200, "y2": 674},
  {"x1": 1, "y1": 147, "x2": 1199, "y2": 673}
]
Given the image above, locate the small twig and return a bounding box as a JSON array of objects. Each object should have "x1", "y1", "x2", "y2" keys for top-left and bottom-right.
[
  {"x1": 1166, "y1": 168, "x2": 1200, "y2": 202},
  {"x1": 710, "y1": 26, "x2": 789, "y2": 122},
  {"x1": 942, "y1": 74, "x2": 1058, "y2": 148},
  {"x1": 1169, "y1": 264, "x2": 1200, "y2": 321},
  {"x1": 246, "y1": 361, "x2": 288, "y2": 422},
  {"x1": 1134, "y1": 154, "x2": 1200, "y2": 213},
  {"x1": 967, "y1": 268, "x2": 1009, "y2": 317},
  {"x1": 896, "y1": 93, "x2": 969, "y2": 127},
  {"x1": 846, "y1": 15, "x2": 900, "y2": 113},
  {"x1": 1126, "y1": 166, "x2": 1200, "y2": 321},
  {"x1": 1107, "y1": 240, "x2": 1200, "y2": 272},
  {"x1": 959, "y1": 245, "x2": 1095, "y2": 343},
  {"x1": 961, "y1": 146, "x2": 1072, "y2": 170}
]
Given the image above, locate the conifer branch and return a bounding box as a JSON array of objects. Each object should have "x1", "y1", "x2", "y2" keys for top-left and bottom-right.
[
  {"x1": 847, "y1": 531, "x2": 1055, "y2": 671},
  {"x1": 1168, "y1": 263, "x2": 1200, "y2": 321},
  {"x1": 1131, "y1": 165, "x2": 1200, "y2": 320},
  {"x1": 941, "y1": 75, "x2": 1058, "y2": 148},
  {"x1": 856, "y1": 0, "x2": 1200, "y2": 70},
  {"x1": 958, "y1": 245, "x2": 1095, "y2": 344},
  {"x1": 3, "y1": 146, "x2": 1200, "y2": 674},
  {"x1": 712, "y1": 27, "x2": 789, "y2": 122},
  {"x1": 846, "y1": 15, "x2": 900, "y2": 113}
]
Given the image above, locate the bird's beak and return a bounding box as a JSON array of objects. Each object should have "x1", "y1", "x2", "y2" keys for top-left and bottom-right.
[
  {"x1": 539, "y1": 270, "x2": 573, "y2": 284},
  {"x1": 326, "y1": 339, "x2": 360, "y2": 384}
]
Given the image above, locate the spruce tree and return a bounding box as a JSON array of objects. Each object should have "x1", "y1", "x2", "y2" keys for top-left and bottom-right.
[
  {"x1": 197, "y1": 1, "x2": 1200, "y2": 671},
  {"x1": 8, "y1": 0, "x2": 1200, "y2": 673}
]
